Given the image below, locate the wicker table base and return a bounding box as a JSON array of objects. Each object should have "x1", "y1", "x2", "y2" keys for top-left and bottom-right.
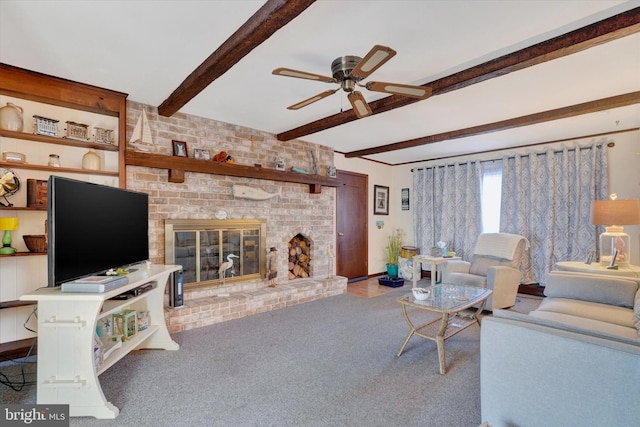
[{"x1": 396, "y1": 284, "x2": 492, "y2": 374}]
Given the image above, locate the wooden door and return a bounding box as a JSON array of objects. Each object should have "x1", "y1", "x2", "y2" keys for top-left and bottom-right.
[{"x1": 336, "y1": 170, "x2": 368, "y2": 282}]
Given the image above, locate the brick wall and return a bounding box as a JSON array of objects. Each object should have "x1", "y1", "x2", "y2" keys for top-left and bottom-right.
[{"x1": 125, "y1": 101, "x2": 337, "y2": 288}]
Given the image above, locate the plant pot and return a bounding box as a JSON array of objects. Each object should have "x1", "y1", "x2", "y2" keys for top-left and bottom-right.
[{"x1": 386, "y1": 263, "x2": 399, "y2": 278}]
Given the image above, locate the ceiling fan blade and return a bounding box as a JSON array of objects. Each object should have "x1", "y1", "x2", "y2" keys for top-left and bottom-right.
[
  {"x1": 287, "y1": 89, "x2": 338, "y2": 110},
  {"x1": 350, "y1": 45, "x2": 396, "y2": 80},
  {"x1": 347, "y1": 91, "x2": 372, "y2": 118},
  {"x1": 365, "y1": 81, "x2": 432, "y2": 99},
  {"x1": 273, "y1": 67, "x2": 336, "y2": 83}
]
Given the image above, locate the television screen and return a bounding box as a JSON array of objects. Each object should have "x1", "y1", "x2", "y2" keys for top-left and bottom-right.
[{"x1": 47, "y1": 176, "x2": 149, "y2": 287}]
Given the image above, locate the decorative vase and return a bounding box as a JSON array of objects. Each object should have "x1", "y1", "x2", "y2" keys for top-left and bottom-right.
[
  {"x1": 386, "y1": 263, "x2": 399, "y2": 278},
  {"x1": 82, "y1": 149, "x2": 101, "y2": 170},
  {"x1": 48, "y1": 154, "x2": 61, "y2": 167},
  {"x1": 0, "y1": 102, "x2": 24, "y2": 132}
]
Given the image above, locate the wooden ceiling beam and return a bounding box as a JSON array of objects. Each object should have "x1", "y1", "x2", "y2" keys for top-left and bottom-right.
[
  {"x1": 277, "y1": 7, "x2": 640, "y2": 142},
  {"x1": 158, "y1": 0, "x2": 315, "y2": 117},
  {"x1": 344, "y1": 91, "x2": 640, "y2": 158}
]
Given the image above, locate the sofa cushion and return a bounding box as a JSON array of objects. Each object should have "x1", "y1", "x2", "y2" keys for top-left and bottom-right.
[
  {"x1": 528, "y1": 310, "x2": 639, "y2": 340},
  {"x1": 494, "y1": 309, "x2": 640, "y2": 345},
  {"x1": 535, "y1": 298, "x2": 636, "y2": 328},
  {"x1": 545, "y1": 272, "x2": 638, "y2": 308}
]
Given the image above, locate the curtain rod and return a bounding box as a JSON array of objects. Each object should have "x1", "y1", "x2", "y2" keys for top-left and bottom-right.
[{"x1": 411, "y1": 140, "x2": 613, "y2": 172}]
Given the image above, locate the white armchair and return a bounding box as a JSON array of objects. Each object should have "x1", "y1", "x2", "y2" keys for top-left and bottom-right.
[{"x1": 441, "y1": 233, "x2": 528, "y2": 310}]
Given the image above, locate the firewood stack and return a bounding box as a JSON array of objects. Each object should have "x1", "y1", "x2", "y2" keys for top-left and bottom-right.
[{"x1": 288, "y1": 235, "x2": 310, "y2": 279}]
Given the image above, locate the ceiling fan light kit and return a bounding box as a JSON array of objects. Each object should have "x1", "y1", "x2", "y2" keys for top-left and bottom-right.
[{"x1": 273, "y1": 44, "x2": 432, "y2": 118}]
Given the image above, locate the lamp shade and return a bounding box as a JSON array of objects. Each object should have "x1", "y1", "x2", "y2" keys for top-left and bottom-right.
[
  {"x1": 591, "y1": 199, "x2": 640, "y2": 226},
  {"x1": 0, "y1": 217, "x2": 18, "y2": 230}
]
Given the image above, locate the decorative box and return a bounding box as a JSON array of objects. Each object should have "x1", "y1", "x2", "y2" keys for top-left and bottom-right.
[
  {"x1": 94, "y1": 127, "x2": 115, "y2": 144},
  {"x1": 112, "y1": 309, "x2": 137, "y2": 340},
  {"x1": 65, "y1": 121, "x2": 89, "y2": 140},
  {"x1": 33, "y1": 115, "x2": 59, "y2": 137},
  {"x1": 27, "y1": 179, "x2": 48, "y2": 208},
  {"x1": 137, "y1": 310, "x2": 149, "y2": 332}
]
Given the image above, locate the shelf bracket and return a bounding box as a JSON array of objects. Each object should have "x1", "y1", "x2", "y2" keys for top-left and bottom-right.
[{"x1": 168, "y1": 169, "x2": 185, "y2": 183}]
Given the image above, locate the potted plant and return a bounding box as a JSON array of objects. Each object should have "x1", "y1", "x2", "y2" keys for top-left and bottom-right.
[{"x1": 385, "y1": 229, "x2": 403, "y2": 277}]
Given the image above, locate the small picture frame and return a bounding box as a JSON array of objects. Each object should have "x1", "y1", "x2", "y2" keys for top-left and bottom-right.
[
  {"x1": 172, "y1": 140, "x2": 188, "y2": 157},
  {"x1": 401, "y1": 188, "x2": 410, "y2": 211},
  {"x1": 374, "y1": 185, "x2": 389, "y2": 215},
  {"x1": 194, "y1": 148, "x2": 211, "y2": 160},
  {"x1": 2, "y1": 152, "x2": 27, "y2": 163}
]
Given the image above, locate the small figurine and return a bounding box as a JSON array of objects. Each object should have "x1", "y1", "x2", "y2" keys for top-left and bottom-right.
[
  {"x1": 267, "y1": 247, "x2": 278, "y2": 287},
  {"x1": 219, "y1": 253, "x2": 239, "y2": 285}
]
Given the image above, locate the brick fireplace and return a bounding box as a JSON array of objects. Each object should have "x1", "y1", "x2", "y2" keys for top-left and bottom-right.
[{"x1": 124, "y1": 101, "x2": 347, "y2": 332}]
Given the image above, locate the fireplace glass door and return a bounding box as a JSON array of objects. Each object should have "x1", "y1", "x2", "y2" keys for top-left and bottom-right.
[{"x1": 165, "y1": 219, "x2": 266, "y2": 287}]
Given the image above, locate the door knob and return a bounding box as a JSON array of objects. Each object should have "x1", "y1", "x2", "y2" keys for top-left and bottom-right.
[{"x1": 338, "y1": 232, "x2": 344, "y2": 236}]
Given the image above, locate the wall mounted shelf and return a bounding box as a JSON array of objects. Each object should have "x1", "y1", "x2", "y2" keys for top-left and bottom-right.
[
  {"x1": 125, "y1": 151, "x2": 340, "y2": 194},
  {"x1": 0, "y1": 129, "x2": 119, "y2": 152},
  {"x1": 0, "y1": 161, "x2": 119, "y2": 177}
]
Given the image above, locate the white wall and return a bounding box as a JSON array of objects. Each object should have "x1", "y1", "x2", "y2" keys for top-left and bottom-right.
[{"x1": 337, "y1": 129, "x2": 640, "y2": 275}]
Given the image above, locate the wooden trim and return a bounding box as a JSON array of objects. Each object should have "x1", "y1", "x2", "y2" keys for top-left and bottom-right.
[
  {"x1": 345, "y1": 91, "x2": 640, "y2": 158},
  {"x1": 0, "y1": 63, "x2": 127, "y2": 116},
  {"x1": 0, "y1": 337, "x2": 37, "y2": 360},
  {"x1": 125, "y1": 150, "x2": 340, "y2": 191},
  {"x1": 277, "y1": 8, "x2": 640, "y2": 142},
  {"x1": 158, "y1": 0, "x2": 316, "y2": 116},
  {"x1": 0, "y1": 300, "x2": 36, "y2": 309}
]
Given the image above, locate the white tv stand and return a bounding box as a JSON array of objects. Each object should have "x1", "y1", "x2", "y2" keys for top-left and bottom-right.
[{"x1": 20, "y1": 264, "x2": 181, "y2": 419}]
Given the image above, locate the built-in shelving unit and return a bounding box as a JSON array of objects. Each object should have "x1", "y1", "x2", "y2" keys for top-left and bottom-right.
[
  {"x1": 125, "y1": 150, "x2": 340, "y2": 193},
  {"x1": 0, "y1": 63, "x2": 128, "y2": 349}
]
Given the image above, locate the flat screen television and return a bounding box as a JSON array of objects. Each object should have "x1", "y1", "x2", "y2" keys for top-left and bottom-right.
[{"x1": 47, "y1": 176, "x2": 149, "y2": 287}]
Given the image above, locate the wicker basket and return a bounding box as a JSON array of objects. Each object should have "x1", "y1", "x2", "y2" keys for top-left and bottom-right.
[{"x1": 23, "y1": 235, "x2": 47, "y2": 253}]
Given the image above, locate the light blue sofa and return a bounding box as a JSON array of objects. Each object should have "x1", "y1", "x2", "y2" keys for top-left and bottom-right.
[{"x1": 480, "y1": 272, "x2": 640, "y2": 427}]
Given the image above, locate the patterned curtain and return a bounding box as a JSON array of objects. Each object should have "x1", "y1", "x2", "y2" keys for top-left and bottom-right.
[
  {"x1": 500, "y1": 142, "x2": 608, "y2": 284},
  {"x1": 413, "y1": 161, "x2": 482, "y2": 261}
]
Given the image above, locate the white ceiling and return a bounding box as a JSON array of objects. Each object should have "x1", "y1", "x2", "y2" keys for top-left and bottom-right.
[{"x1": 1, "y1": 1, "x2": 639, "y2": 165}]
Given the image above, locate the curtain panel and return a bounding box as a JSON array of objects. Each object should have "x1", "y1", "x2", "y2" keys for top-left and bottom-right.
[
  {"x1": 413, "y1": 141, "x2": 608, "y2": 286},
  {"x1": 500, "y1": 142, "x2": 608, "y2": 283},
  {"x1": 413, "y1": 161, "x2": 482, "y2": 261}
]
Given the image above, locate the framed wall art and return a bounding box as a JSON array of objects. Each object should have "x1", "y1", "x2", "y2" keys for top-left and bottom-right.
[
  {"x1": 172, "y1": 140, "x2": 188, "y2": 157},
  {"x1": 401, "y1": 188, "x2": 410, "y2": 211},
  {"x1": 194, "y1": 148, "x2": 211, "y2": 160},
  {"x1": 374, "y1": 185, "x2": 389, "y2": 215}
]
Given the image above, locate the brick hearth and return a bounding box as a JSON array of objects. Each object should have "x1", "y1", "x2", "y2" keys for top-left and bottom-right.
[{"x1": 164, "y1": 276, "x2": 347, "y2": 333}]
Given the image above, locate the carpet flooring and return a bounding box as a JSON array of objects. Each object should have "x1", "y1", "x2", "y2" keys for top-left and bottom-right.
[{"x1": 0, "y1": 286, "x2": 541, "y2": 427}]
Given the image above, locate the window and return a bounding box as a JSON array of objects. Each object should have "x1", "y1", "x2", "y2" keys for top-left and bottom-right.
[{"x1": 481, "y1": 163, "x2": 502, "y2": 233}]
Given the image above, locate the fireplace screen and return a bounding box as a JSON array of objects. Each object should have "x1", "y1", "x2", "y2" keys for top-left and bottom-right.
[{"x1": 165, "y1": 219, "x2": 266, "y2": 287}]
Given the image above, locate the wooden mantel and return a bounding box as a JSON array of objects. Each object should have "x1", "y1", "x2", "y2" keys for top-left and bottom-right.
[{"x1": 124, "y1": 151, "x2": 340, "y2": 194}]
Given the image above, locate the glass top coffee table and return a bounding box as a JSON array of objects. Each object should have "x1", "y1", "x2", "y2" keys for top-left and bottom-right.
[{"x1": 396, "y1": 284, "x2": 492, "y2": 374}]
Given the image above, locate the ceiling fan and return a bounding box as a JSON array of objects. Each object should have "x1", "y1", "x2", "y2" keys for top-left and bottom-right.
[{"x1": 272, "y1": 45, "x2": 432, "y2": 118}]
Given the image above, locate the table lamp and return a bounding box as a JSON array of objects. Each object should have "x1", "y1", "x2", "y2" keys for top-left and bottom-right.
[
  {"x1": 0, "y1": 217, "x2": 19, "y2": 255},
  {"x1": 591, "y1": 196, "x2": 640, "y2": 267}
]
